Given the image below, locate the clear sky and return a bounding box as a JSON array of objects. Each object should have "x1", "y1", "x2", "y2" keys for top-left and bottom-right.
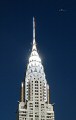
[{"x1": 0, "y1": 0, "x2": 76, "y2": 120}]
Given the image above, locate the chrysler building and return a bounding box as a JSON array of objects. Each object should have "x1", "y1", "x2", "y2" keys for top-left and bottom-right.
[{"x1": 17, "y1": 18, "x2": 55, "y2": 120}]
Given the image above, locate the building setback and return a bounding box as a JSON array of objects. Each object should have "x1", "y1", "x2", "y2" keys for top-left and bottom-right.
[{"x1": 17, "y1": 18, "x2": 55, "y2": 120}]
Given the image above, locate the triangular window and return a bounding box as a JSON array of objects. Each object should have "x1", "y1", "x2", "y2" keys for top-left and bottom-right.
[
  {"x1": 39, "y1": 70, "x2": 41, "y2": 73},
  {"x1": 34, "y1": 68, "x2": 37, "y2": 72}
]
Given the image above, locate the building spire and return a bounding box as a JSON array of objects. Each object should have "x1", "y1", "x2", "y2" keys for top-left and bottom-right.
[
  {"x1": 32, "y1": 17, "x2": 37, "y2": 51},
  {"x1": 33, "y1": 17, "x2": 35, "y2": 43},
  {"x1": 20, "y1": 81, "x2": 25, "y2": 102}
]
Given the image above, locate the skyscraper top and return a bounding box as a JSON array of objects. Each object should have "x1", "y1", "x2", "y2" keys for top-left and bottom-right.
[{"x1": 17, "y1": 18, "x2": 55, "y2": 120}]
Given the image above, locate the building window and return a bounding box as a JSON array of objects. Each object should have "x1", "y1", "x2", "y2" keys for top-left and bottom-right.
[
  {"x1": 29, "y1": 115, "x2": 33, "y2": 117},
  {"x1": 35, "y1": 93, "x2": 38, "y2": 95},
  {"x1": 35, "y1": 87, "x2": 38, "y2": 89},
  {"x1": 35, "y1": 102, "x2": 38, "y2": 104},
  {"x1": 35, "y1": 81, "x2": 38, "y2": 83},
  {"x1": 35, "y1": 105, "x2": 38, "y2": 107},
  {"x1": 35, "y1": 84, "x2": 38, "y2": 86}
]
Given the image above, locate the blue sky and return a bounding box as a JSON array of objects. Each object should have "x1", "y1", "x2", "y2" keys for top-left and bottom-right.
[{"x1": 0, "y1": 0, "x2": 76, "y2": 120}]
